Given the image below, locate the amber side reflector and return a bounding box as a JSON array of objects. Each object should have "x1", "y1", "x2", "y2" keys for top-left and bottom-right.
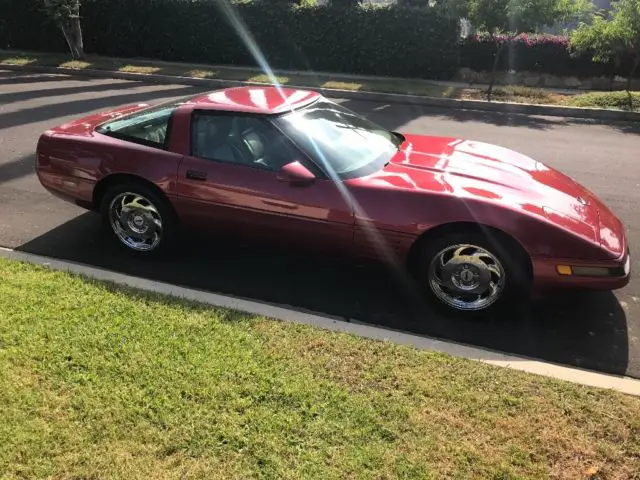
[{"x1": 556, "y1": 265, "x2": 573, "y2": 276}]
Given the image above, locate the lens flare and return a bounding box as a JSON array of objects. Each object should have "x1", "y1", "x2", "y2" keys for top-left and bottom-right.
[{"x1": 215, "y1": 0, "x2": 425, "y2": 297}]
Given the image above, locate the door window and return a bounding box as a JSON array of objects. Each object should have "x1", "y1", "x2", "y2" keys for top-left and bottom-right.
[{"x1": 191, "y1": 112, "x2": 303, "y2": 172}]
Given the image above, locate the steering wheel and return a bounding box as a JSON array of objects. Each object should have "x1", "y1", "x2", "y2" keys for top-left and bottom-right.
[{"x1": 239, "y1": 128, "x2": 273, "y2": 169}]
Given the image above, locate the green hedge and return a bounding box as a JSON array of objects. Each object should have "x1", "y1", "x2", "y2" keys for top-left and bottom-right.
[
  {"x1": 0, "y1": 0, "x2": 66, "y2": 52},
  {"x1": 0, "y1": 0, "x2": 461, "y2": 80},
  {"x1": 3, "y1": 0, "x2": 635, "y2": 82}
]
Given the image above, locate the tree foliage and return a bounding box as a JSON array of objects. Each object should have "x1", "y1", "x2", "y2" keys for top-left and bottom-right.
[
  {"x1": 439, "y1": 0, "x2": 471, "y2": 18},
  {"x1": 42, "y1": 0, "x2": 80, "y2": 22},
  {"x1": 328, "y1": 0, "x2": 361, "y2": 8},
  {"x1": 572, "y1": 0, "x2": 640, "y2": 93},
  {"x1": 466, "y1": 0, "x2": 591, "y2": 35},
  {"x1": 465, "y1": 0, "x2": 592, "y2": 100}
]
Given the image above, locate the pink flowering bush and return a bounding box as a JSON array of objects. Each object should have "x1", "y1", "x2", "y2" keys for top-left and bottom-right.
[{"x1": 461, "y1": 33, "x2": 619, "y2": 78}]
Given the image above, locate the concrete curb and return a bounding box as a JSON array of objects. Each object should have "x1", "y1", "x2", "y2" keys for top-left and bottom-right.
[
  {"x1": 4, "y1": 63, "x2": 640, "y2": 122},
  {"x1": 2, "y1": 246, "x2": 640, "y2": 397}
]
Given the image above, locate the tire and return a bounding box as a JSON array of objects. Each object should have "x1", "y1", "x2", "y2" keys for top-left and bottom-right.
[
  {"x1": 415, "y1": 231, "x2": 531, "y2": 318},
  {"x1": 99, "y1": 181, "x2": 179, "y2": 259}
]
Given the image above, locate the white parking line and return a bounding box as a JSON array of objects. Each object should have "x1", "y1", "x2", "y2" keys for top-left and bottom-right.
[{"x1": 2, "y1": 246, "x2": 639, "y2": 397}]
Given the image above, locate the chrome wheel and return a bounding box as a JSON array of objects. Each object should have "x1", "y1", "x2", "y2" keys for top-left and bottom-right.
[
  {"x1": 109, "y1": 192, "x2": 163, "y2": 252},
  {"x1": 428, "y1": 244, "x2": 506, "y2": 311}
]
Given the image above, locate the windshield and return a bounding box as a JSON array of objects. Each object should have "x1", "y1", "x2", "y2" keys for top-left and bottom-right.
[{"x1": 272, "y1": 98, "x2": 402, "y2": 179}]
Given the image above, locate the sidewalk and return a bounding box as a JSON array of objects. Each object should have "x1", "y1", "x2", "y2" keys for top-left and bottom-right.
[
  {"x1": 0, "y1": 49, "x2": 596, "y2": 101},
  {"x1": 106, "y1": 53, "x2": 587, "y2": 95},
  {"x1": 2, "y1": 49, "x2": 639, "y2": 120}
]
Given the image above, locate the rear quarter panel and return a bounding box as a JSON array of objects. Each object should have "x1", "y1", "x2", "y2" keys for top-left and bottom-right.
[{"x1": 36, "y1": 130, "x2": 183, "y2": 208}]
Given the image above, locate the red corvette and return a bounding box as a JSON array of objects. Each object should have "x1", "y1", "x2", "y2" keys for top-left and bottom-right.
[{"x1": 35, "y1": 86, "x2": 631, "y2": 315}]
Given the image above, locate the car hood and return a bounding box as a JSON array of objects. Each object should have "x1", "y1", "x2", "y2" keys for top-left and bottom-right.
[{"x1": 375, "y1": 134, "x2": 623, "y2": 255}]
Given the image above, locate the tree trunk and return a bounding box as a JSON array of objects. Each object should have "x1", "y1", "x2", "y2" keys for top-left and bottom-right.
[
  {"x1": 627, "y1": 56, "x2": 639, "y2": 93},
  {"x1": 487, "y1": 41, "x2": 505, "y2": 102},
  {"x1": 627, "y1": 56, "x2": 640, "y2": 110},
  {"x1": 59, "y1": 16, "x2": 84, "y2": 60},
  {"x1": 71, "y1": 16, "x2": 84, "y2": 58},
  {"x1": 59, "y1": 24, "x2": 73, "y2": 59},
  {"x1": 610, "y1": 56, "x2": 622, "y2": 91}
]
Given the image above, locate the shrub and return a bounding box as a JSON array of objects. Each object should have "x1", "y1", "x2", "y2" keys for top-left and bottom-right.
[
  {"x1": 0, "y1": 0, "x2": 461, "y2": 80},
  {"x1": 461, "y1": 33, "x2": 606, "y2": 77},
  {"x1": 567, "y1": 91, "x2": 640, "y2": 111}
]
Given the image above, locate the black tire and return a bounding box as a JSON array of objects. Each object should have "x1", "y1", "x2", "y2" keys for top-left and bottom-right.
[
  {"x1": 415, "y1": 231, "x2": 531, "y2": 319},
  {"x1": 99, "y1": 181, "x2": 179, "y2": 259}
]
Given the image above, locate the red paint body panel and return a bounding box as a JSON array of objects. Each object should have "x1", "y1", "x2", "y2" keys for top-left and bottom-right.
[
  {"x1": 174, "y1": 155, "x2": 353, "y2": 253},
  {"x1": 34, "y1": 86, "x2": 631, "y2": 292},
  {"x1": 184, "y1": 86, "x2": 321, "y2": 114},
  {"x1": 36, "y1": 129, "x2": 182, "y2": 205},
  {"x1": 36, "y1": 102, "x2": 184, "y2": 205},
  {"x1": 346, "y1": 134, "x2": 621, "y2": 260}
]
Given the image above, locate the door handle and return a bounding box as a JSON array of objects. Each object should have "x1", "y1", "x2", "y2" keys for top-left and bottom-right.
[{"x1": 186, "y1": 169, "x2": 207, "y2": 181}]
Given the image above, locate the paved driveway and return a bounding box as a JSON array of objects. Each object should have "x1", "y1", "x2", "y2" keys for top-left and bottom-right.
[{"x1": 1, "y1": 70, "x2": 639, "y2": 377}]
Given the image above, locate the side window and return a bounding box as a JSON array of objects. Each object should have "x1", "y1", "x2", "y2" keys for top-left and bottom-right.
[
  {"x1": 191, "y1": 112, "x2": 302, "y2": 172},
  {"x1": 191, "y1": 114, "x2": 239, "y2": 165},
  {"x1": 97, "y1": 106, "x2": 176, "y2": 149}
]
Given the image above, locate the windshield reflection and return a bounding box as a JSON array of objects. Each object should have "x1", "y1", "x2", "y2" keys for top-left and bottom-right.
[{"x1": 273, "y1": 99, "x2": 402, "y2": 179}]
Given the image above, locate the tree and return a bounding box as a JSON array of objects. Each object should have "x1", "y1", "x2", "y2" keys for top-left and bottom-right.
[
  {"x1": 466, "y1": 0, "x2": 592, "y2": 101},
  {"x1": 42, "y1": 0, "x2": 84, "y2": 60},
  {"x1": 572, "y1": 0, "x2": 640, "y2": 97},
  {"x1": 269, "y1": 0, "x2": 316, "y2": 5},
  {"x1": 328, "y1": 0, "x2": 360, "y2": 8},
  {"x1": 399, "y1": 0, "x2": 469, "y2": 17},
  {"x1": 397, "y1": 0, "x2": 431, "y2": 7}
]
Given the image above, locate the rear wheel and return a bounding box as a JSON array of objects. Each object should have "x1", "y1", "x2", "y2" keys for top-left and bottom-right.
[
  {"x1": 416, "y1": 231, "x2": 530, "y2": 317},
  {"x1": 100, "y1": 182, "x2": 178, "y2": 258}
]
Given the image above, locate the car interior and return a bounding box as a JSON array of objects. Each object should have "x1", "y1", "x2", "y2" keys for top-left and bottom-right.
[
  {"x1": 128, "y1": 121, "x2": 168, "y2": 145},
  {"x1": 192, "y1": 114, "x2": 296, "y2": 171}
]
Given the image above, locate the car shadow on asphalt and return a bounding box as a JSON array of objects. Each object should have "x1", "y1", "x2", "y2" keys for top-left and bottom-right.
[{"x1": 15, "y1": 212, "x2": 631, "y2": 378}]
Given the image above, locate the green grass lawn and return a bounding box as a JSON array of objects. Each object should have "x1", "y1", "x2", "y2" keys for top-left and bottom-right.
[{"x1": 1, "y1": 257, "x2": 639, "y2": 479}]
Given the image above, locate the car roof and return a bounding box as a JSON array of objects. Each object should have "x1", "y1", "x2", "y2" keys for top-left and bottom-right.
[{"x1": 183, "y1": 86, "x2": 322, "y2": 115}]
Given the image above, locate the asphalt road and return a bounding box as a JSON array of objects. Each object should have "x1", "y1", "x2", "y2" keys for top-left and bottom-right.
[{"x1": 2, "y1": 69, "x2": 639, "y2": 378}]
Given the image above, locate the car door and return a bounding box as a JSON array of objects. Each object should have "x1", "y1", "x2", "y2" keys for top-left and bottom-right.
[{"x1": 174, "y1": 110, "x2": 354, "y2": 253}]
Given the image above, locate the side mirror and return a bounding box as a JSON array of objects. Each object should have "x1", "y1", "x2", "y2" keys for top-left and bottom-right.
[{"x1": 277, "y1": 161, "x2": 316, "y2": 186}]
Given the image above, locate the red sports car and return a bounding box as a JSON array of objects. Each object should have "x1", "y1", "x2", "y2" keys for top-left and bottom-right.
[{"x1": 35, "y1": 86, "x2": 631, "y2": 315}]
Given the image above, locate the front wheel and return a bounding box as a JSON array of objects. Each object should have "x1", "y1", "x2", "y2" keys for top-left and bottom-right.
[
  {"x1": 416, "y1": 232, "x2": 530, "y2": 317},
  {"x1": 100, "y1": 182, "x2": 178, "y2": 258}
]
